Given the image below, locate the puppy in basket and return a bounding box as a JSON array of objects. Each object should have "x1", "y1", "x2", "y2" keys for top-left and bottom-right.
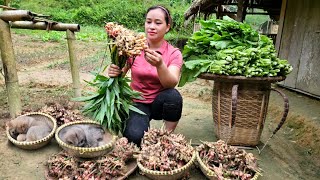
[
  {"x1": 81, "y1": 124, "x2": 105, "y2": 147},
  {"x1": 59, "y1": 124, "x2": 105, "y2": 147},
  {"x1": 59, "y1": 125, "x2": 87, "y2": 147},
  {"x1": 6, "y1": 115, "x2": 52, "y2": 142}
]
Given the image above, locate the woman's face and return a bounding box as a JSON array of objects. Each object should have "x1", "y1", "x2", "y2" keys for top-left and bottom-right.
[{"x1": 145, "y1": 8, "x2": 170, "y2": 42}]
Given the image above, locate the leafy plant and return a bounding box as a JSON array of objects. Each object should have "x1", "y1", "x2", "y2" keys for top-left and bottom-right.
[
  {"x1": 179, "y1": 17, "x2": 293, "y2": 87},
  {"x1": 74, "y1": 22, "x2": 147, "y2": 134}
]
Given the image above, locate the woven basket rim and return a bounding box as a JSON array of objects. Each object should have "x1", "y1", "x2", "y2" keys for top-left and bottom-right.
[
  {"x1": 199, "y1": 73, "x2": 286, "y2": 82},
  {"x1": 196, "y1": 150, "x2": 261, "y2": 180},
  {"x1": 6, "y1": 112, "x2": 57, "y2": 147},
  {"x1": 55, "y1": 120, "x2": 117, "y2": 152},
  {"x1": 137, "y1": 150, "x2": 196, "y2": 176}
]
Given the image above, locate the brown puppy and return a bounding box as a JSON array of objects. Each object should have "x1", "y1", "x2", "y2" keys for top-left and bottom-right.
[
  {"x1": 6, "y1": 115, "x2": 51, "y2": 140},
  {"x1": 59, "y1": 125, "x2": 87, "y2": 147}
]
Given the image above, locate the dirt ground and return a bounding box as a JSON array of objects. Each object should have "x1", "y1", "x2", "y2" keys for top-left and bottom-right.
[{"x1": 0, "y1": 33, "x2": 320, "y2": 180}]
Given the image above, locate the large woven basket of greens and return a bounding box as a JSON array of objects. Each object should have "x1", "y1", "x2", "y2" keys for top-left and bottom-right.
[
  {"x1": 179, "y1": 17, "x2": 292, "y2": 86},
  {"x1": 178, "y1": 17, "x2": 292, "y2": 146}
]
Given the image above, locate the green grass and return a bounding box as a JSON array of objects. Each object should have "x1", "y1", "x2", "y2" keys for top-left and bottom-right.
[
  {"x1": 12, "y1": 26, "x2": 107, "y2": 42},
  {"x1": 7, "y1": 0, "x2": 269, "y2": 45}
]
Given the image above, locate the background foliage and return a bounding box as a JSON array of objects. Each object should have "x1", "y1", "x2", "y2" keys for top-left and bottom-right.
[
  {"x1": 1, "y1": 0, "x2": 269, "y2": 45},
  {"x1": 3, "y1": 0, "x2": 191, "y2": 33}
]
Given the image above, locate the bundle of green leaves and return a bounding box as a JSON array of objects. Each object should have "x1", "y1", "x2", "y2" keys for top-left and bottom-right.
[
  {"x1": 178, "y1": 17, "x2": 293, "y2": 87},
  {"x1": 74, "y1": 23, "x2": 147, "y2": 134}
]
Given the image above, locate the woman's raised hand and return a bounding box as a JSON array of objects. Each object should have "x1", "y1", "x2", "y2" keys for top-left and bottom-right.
[
  {"x1": 107, "y1": 64, "x2": 122, "y2": 77},
  {"x1": 144, "y1": 49, "x2": 163, "y2": 68}
]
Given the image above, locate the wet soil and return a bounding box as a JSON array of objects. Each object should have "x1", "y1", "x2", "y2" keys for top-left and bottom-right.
[{"x1": 0, "y1": 33, "x2": 319, "y2": 180}]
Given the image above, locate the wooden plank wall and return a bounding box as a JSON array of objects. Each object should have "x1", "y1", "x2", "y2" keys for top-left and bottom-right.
[{"x1": 277, "y1": 0, "x2": 320, "y2": 97}]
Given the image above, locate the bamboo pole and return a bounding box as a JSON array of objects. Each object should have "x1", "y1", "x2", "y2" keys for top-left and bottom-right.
[
  {"x1": 4, "y1": 0, "x2": 10, "y2": 6},
  {"x1": 0, "y1": 5, "x2": 16, "y2": 10},
  {"x1": 10, "y1": 21, "x2": 80, "y2": 32},
  {"x1": 0, "y1": 19, "x2": 21, "y2": 117},
  {"x1": 66, "y1": 29, "x2": 81, "y2": 97},
  {"x1": 0, "y1": 10, "x2": 33, "y2": 21}
]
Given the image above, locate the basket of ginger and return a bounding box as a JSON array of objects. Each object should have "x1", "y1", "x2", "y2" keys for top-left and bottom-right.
[
  {"x1": 137, "y1": 128, "x2": 196, "y2": 180},
  {"x1": 196, "y1": 140, "x2": 261, "y2": 180}
]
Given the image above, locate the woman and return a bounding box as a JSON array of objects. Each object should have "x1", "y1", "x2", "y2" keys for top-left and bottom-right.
[{"x1": 108, "y1": 5, "x2": 183, "y2": 146}]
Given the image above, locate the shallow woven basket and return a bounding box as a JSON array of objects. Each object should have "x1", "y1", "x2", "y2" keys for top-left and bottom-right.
[
  {"x1": 196, "y1": 151, "x2": 260, "y2": 180},
  {"x1": 6, "y1": 112, "x2": 57, "y2": 150},
  {"x1": 199, "y1": 74, "x2": 289, "y2": 146},
  {"x1": 55, "y1": 120, "x2": 117, "y2": 158},
  {"x1": 45, "y1": 156, "x2": 138, "y2": 180},
  {"x1": 137, "y1": 151, "x2": 196, "y2": 180}
]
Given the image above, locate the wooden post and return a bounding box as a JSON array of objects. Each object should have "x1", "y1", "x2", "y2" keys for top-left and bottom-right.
[
  {"x1": 0, "y1": 19, "x2": 22, "y2": 117},
  {"x1": 66, "y1": 29, "x2": 81, "y2": 97},
  {"x1": 275, "y1": 0, "x2": 288, "y2": 54},
  {"x1": 236, "y1": 0, "x2": 248, "y2": 22},
  {"x1": 217, "y1": 5, "x2": 223, "y2": 19}
]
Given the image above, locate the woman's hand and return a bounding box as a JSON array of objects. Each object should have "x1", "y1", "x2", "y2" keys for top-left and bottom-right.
[
  {"x1": 144, "y1": 49, "x2": 163, "y2": 68},
  {"x1": 107, "y1": 64, "x2": 122, "y2": 77}
]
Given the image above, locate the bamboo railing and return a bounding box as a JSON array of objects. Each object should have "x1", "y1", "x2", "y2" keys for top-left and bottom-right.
[{"x1": 0, "y1": 7, "x2": 81, "y2": 117}]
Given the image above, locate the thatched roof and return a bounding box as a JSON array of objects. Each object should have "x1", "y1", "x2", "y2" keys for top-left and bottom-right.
[{"x1": 184, "y1": 0, "x2": 282, "y2": 21}]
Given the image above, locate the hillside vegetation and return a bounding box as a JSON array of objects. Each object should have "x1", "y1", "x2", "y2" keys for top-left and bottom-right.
[
  {"x1": 1, "y1": 0, "x2": 268, "y2": 44},
  {"x1": 2, "y1": 0, "x2": 192, "y2": 33}
]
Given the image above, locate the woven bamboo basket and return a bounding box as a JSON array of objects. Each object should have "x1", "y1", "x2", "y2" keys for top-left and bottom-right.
[
  {"x1": 55, "y1": 120, "x2": 117, "y2": 158},
  {"x1": 45, "y1": 156, "x2": 138, "y2": 180},
  {"x1": 6, "y1": 112, "x2": 57, "y2": 150},
  {"x1": 137, "y1": 151, "x2": 197, "y2": 180},
  {"x1": 199, "y1": 74, "x2": 289, "y2": 146},
  {"x1": 196, "y1": 151, "x2": 260, "y2": 180}
]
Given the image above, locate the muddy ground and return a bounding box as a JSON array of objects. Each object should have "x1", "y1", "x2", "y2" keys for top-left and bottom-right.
[{"x1": 0, "y1": 33, "x2": 319, "y2": 180}]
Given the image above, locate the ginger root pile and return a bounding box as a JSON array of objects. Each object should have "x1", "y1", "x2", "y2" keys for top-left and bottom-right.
[
  {"x1": 197, "y1": 140, "x2": 261, "y2": 180},
  {"x1": 46, "y1": 137, "x2": 139, "y2": 179},
  {"x1": 105, "y1": 22, "x2": 148, "y2": 57},
  {"x1": 138, "y1": 128, "x2": 194, "y2": 171}
]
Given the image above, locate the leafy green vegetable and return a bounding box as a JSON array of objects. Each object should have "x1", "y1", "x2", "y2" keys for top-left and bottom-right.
[
  {"x1": 74, "y1": 70, "x2": 144, "y2": 134},
  {"x1": 74, "y1": 23, "x2": 147, "y2": 134},
  {"x1": 178, "y1": 17, "x2": 293, "y2": 87}
]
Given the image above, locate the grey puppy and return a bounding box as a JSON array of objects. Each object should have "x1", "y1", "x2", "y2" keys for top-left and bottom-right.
[
  {"x1": 78, "y1": 124, "x2": 105, "y2": 147},
  {"x1": 24, "y1": 125, "x2": 52, "y2": 142},
  {"x1": 59, "y1": 125, "x2": 87, "y2": 147}
]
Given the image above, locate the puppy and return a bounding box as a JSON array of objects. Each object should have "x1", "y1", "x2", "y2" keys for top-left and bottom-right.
[
  {"x1": 59, "y1": 125, "x2": 87, "y2": 147},
  {"x1": 79, "y1": 124, "x2": 105, "y2": 147},
  {"x1": 17, "y1": 134, "x2": 27, "y2": 141},
  {"x1": 6, "y1": 115, "x2": 51, "y2": 140},
  {"x1": 24, "y1": 125, "x2": 52, "y2": 142}
]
